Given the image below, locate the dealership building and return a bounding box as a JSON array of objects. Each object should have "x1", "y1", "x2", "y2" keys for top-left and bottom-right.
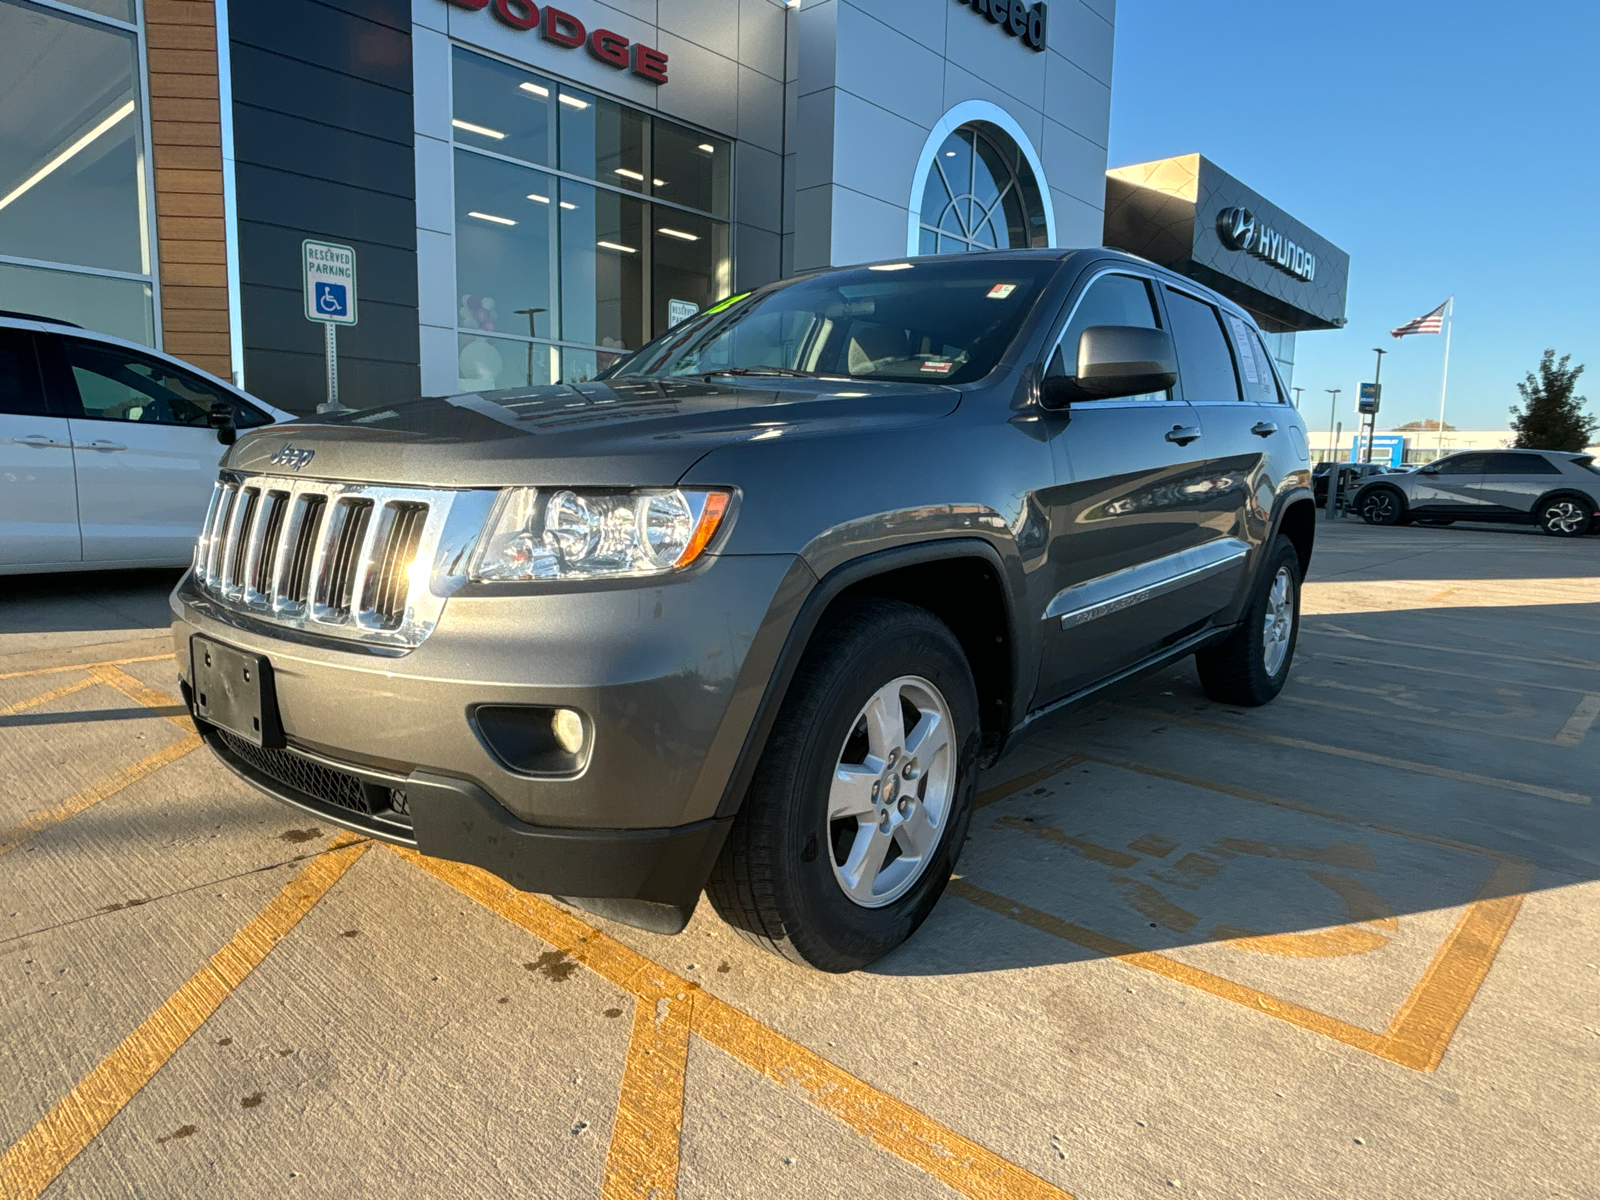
[{"x1": 2, "y1": 0, "x2": 1345, "y2": 415}]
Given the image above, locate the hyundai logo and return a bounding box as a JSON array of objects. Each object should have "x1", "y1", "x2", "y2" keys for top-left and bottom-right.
[
  {"x1": 268, "y1": 442, "x2": 316, "y2": 472},
  {"x1": 1217, "y1": 206, "x2": 1257, "y2": 253},
  {"x1": 1216, "y1": 206, "x2": 1317, "y2": 283}
]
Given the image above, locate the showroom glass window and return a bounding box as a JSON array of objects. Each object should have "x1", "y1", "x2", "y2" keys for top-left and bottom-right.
[
  {"x1": 917, "y1": 122, "x2": 1048, "y2": 255},
  {"x1": 0, "y1": 0, "x2": 155, "y2": 345},
  {"x1": 451, "y1": 48, "x2": 732, "y2": 391}
]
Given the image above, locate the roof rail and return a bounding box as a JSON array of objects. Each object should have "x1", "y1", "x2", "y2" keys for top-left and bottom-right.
[{"x1": 0, "y1": 309, "x2": 83, "y2": 328}]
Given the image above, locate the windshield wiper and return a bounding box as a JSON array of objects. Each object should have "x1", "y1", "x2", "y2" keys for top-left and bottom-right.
[{"x1": 697, "y1": 366, "x2": 820, "y2": 379}]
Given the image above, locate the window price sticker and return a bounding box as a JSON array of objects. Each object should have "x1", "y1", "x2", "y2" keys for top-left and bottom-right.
[
  {"x1": 987, "y1": 283, "x2": 1018, "y2": 300},
  {"x1": 919, "y1": 359, "x2": 955, "y2": 374}
]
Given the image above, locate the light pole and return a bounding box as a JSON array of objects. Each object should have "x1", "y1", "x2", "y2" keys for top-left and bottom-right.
[
  {"x1": 1324, "y1": 388, "x2": 1341, "y2": 466},
  {"x1": 1324, "y1": 388, "x2": 1342, "y2": 522},
  {"x1": 1364, "y1": 347, "x2": 1386, "y2": 465}
]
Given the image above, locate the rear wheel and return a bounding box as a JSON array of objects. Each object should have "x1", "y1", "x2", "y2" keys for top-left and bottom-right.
[
  {"x1": 1195, "y1": 536, "x2": 1301, "y2": 707},
  {"x1": 705, "y1": 599, "x2": 979, "y2": 972},
  {"x1": 1539, "y1": 496, "x2": 1592, "y2": 537},
  {"x1": 1358, "y1": 486, "x2": 1404, "y2": 525}
]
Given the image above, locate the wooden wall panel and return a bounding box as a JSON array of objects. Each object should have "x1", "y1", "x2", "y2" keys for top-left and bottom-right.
[{"x1": 145, "y1": 0, "x2": 232, "y2": 381}]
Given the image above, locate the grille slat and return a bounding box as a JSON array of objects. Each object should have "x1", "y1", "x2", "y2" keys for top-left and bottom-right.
[
  {"x1": 192, "y1": 473, "x2": 478, "y2": 649},
  {"x1": 316, "y1": 499, "x2": 373, "y2": 622},
  {"x1": 251, "y1": 492, "x2": 290, "y2": 602},
  {"x1": 224, "y1": 488, "x2": 259, "y2": 594},
  {"x1": 278, "y1": 493, "x2": 326, "y2": 609},
  {"x1": 365, "y1": 502, "x2": 427, "y2": 630}
]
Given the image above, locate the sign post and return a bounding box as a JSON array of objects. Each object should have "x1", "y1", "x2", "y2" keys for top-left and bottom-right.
[{"x1": 302, "y1": 240, "x2": 357, "y2": 414}]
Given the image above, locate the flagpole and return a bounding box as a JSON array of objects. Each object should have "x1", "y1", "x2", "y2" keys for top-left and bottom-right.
[{"x1": 1435, "y1": 296, "x2": 1454, "y2": 455}]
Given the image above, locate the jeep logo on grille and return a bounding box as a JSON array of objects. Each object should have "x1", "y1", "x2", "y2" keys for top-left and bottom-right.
[{"x1": 268, "y1": 443, "x2": 316, "y2": 472}]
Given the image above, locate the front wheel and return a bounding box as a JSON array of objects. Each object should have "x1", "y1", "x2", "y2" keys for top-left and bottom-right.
[
  {"x1": 1195, "y1": 535, "x2": 1302, "y2": 707},
  {"x1": 1540, "y1": 496, "x2": 1592, "y2": 537},
  {"x1": 705, "y1": 599, "x2": 980, "y2": 972},
  {"x1": 1358, "y1": 487, "x2": 1404, "y2": 525}
]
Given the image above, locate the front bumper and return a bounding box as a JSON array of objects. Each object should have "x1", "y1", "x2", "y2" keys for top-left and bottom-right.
[
  {"x1": 194, "y1": 715, "x2": 729, "y2": 910},
  {"x1": 172, "y1": 552, "x2": 812, "y2": 904}
]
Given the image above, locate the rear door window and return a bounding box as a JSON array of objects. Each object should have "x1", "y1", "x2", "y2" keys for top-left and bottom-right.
[
  {"x1": 1164, "y1": 288, "x2": 1242, "y2": 403},
  {"x1": 0, "y1": 329, "x2": 48, "y2": 417},
  {"x1": 1222, "y1": 313, "x2": 1281, "y2": 404},
  {"x1": 1484, "y1": 453, "x2": 1560, "y2": 475}
]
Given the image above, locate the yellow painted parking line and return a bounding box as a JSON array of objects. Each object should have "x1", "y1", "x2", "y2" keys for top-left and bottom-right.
[
  {"x1": 89, "y1": 664, "x2": 194, "y2": 733},
  {"x1": 1277, "y1": 693, "x2": 1560, "y2": 746},
  {"x1": 0, "y1": 841, "x2": 367, "y2": 1200},
  {"x1": 975, "y1": 754, "x2": 1087, "y2": 810},
  {"x1": 1554, "y1": 694, "x2": 1600, "y2": 747},
  {"x1": 602, "y1": 984, "x2": 693, "y2": 1200},
  {"x1": 1306, "y1": 623, "x2": 1600, "y2": 672},
  {"x1": 1301, "y1": 650, "x2": 1593, "y2": 695},
  {"x1": 961, "y1": 755, "x2": 1538, "y2": 1072},
  {"x1": 0, "y1": 734, "x2": 202, "y2": 858},
  {"x1": 1103, "y1": 704, "x2": 1590, "y2": 805},
  {"x1": 0, "y1": 652, "x2": 172, "y2": 683},
  {"x1": 0, "y1": 676, "x2": 97, "y2": 718},
  {"x1": 397, "y1": 848, "x2": 1071, "y2": 1200},
  {"x1": 1076, "y1": 752, "x2": 1516, "y2": 865},
  {"x1": 951, "y1": 854, "x2": 1531, "y2": 1073}
]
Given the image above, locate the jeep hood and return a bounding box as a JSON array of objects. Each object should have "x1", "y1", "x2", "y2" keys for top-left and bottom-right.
[{"x1": 225, "y1": 377, "x2": 961, "y2": 488}]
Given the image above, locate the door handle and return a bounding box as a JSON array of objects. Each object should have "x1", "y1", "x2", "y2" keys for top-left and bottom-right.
[
  {"x1": 1165, "y1": 425, "x2": 1202, "y2": 446},
  {"x1": 1251, "y1": 421, "x2": 1279, "y2": 438},
  {"x1": 80, "y1": 439, "x2": 128, "y2": 452},
  {"x1": 13, "y1": 434, "x2": 68, "y2": 448}
]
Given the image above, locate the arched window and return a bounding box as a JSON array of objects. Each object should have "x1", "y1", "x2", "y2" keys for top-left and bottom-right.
[{"x1": 917, "y1": 122, "x2": 1049, "y2": 255}]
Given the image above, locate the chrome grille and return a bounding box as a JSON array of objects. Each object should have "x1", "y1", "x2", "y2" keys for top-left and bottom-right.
[{"x1": 191, "y1": 473, "x2": 497, "y2": 649}]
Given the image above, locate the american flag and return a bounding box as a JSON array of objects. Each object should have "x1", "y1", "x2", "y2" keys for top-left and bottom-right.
[{"x1": 1391, "y1": 300, "x2": 1449, "y2": 338}]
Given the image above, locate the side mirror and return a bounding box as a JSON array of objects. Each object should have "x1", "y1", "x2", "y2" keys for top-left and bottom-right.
[
  {"x1": 1039, "y1": 326, "x2": 1179, "y2": 410},
  {"x1": 207, "y1": 407, "x2": 237, "y2": 446}
]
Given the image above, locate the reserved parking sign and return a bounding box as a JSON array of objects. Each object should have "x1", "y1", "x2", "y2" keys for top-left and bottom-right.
[{"x1": 303, "y1": 240, "x2": 358, "y2": 326}]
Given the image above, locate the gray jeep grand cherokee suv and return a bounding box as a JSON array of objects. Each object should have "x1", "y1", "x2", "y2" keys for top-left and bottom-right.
[{"x1": 171, "y1": 249, "x2": 1315, "y2": 971}]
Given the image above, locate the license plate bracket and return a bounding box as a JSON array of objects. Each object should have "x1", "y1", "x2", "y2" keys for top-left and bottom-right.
[{"x1": 191, "y1": 636, "x2": 284, "y2": 748}]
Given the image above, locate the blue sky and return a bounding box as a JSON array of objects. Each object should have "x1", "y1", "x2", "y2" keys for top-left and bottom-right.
[{"x1": 1106, "y1": 0, "x2": 1599, "y2": 432}]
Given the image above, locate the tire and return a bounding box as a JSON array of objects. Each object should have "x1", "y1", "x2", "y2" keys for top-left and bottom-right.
[
  {"x1": 1539, "y1": 495, "x2": 1593, "y2": 537},
  {"x1": 1357, "y1": 486, "x2": 1404, "y2": 526},
  {"x1": 705, "y1": 599, "x2": 980, "y2": 972},
  {"x1": 1194, "y1": 535, "x2": 1302, "y2": 707}
]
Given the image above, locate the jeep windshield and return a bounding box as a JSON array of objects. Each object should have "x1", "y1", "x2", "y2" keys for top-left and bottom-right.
[{"x1": 607, "y1": 258, "x2": 1059, "y2": 387}]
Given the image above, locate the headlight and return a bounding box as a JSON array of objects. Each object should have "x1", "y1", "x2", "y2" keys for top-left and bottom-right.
[{"x1": 472, "y1": 488, "x2": 732, "y2": 581}]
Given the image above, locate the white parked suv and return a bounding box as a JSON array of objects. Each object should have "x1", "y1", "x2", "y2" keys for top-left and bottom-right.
[
  {"x1": 0, "y1": 312, "x2": 292, "y2": 574},
  {"x1": 1352, "y1": 448, "x2": 1600, "y2": 536}
]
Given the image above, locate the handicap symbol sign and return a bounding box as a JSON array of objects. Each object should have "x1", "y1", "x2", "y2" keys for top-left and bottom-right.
[
  {"x1": 315, "y1": 282, "x2": 348, "y2": 318},
  {"x1": 302, "y1": 239, "x2": 358, "y2": 326}
]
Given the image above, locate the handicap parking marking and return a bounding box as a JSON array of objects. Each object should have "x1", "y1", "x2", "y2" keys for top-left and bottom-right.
[
  {"x1": 951, "y1": 757, "x2": 1534, "y2": 1072},
  {"x1": 1101, "y1": 702, "x2": 1590, "y2": 804},
  {"x1": 399, "y1": 848, "x2": 1074, "y2": 1200}
]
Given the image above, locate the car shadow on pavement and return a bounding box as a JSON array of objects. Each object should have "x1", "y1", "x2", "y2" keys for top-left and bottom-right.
[{"x1": 876, "y1": 592, "x2": 1599, "y2": 983}]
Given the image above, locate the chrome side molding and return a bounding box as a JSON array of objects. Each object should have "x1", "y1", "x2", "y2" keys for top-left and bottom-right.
[{"x1": 1044, "y1": 537, "x2": 1250, "y2": 629}]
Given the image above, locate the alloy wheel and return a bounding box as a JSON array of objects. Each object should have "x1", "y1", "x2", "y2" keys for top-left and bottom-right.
[
  {"x1": 1543, "y1": 499, "x2": 1588, "y2": 535},
  {"x1": 827, "y1": 675, "x2": 954, "y2": 909},
  {"x1": 1361, "y1": 490, "x2": 1397, "y2": 524},
  {"x1": 1262, "y1": 566, "x2": 1295, "y2": 677}
]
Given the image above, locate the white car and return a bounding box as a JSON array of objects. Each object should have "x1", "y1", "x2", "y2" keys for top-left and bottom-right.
[{"x1": 0, "y1": 311, "x2": 293, "y2": 574}]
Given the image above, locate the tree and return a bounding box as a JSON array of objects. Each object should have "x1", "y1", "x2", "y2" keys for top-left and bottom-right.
[
  {"x1": 1510, "y1": 350, "x2": 1595, "y2": 451},
  {"x1": 1393, "y1": 419, "x2": 1455, "y2": 431}
]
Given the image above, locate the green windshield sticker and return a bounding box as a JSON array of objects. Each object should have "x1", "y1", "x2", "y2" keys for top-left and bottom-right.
[{"x1": 702, "y1": 292, "x2": 749, "y2": 316}]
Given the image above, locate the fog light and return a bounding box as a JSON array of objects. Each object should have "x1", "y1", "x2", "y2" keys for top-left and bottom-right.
[
  {"x1": 473, "y1": 705, "x2": 592, "y2": 776},
  {"x1": 552, "y1": 708, "x2": 585, "y2": 755}
]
